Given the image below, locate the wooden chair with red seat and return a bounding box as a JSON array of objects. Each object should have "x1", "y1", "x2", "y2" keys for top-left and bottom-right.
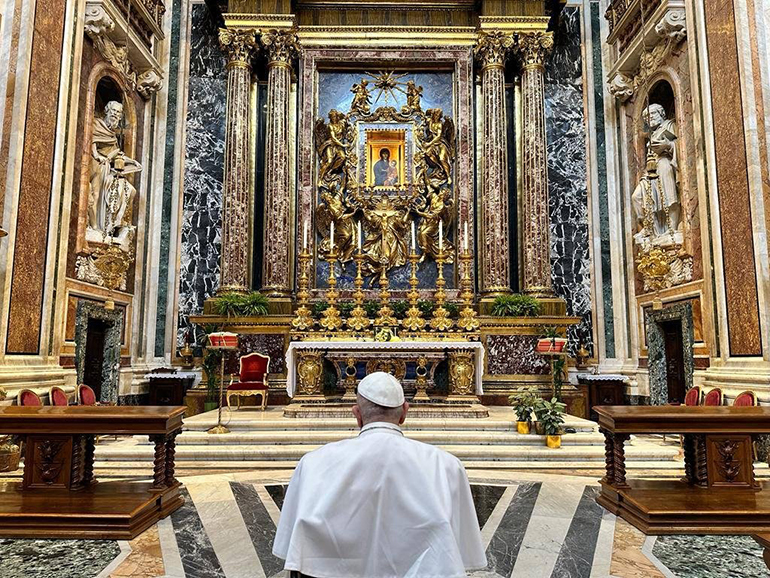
[
  {"x1": 684, "y1": 385, "x2": 701, "y2": 406},
  {"x1": 18, "y1": 389, "x2": 42, "y2": 406},
  {"x1": 49, "y1": 386, "x2": 69, "y2": 407},
  {"x1": 703, "y1": 387, "x2": 723, "y2": 406},
  {"x1": 77, "y1": 384, "x2": 99, "y2": 406},
  {"x1": 227, "y1": 352, "x2": 270, "y2": 411}
]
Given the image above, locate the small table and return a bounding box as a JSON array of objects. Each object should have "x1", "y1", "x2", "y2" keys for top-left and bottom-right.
[
  {"x1": 577, "y1": 373, "x2": 628, "y2": 421},
  {"x1": 595, "y1": 405, "x2": 770, "y2": 534},
  {"x1": 146, "y1": 371, "x2": 198, "y2": 406},
  {"x1": 0, "y1": 405, "x2": 184, "y2": 539}
]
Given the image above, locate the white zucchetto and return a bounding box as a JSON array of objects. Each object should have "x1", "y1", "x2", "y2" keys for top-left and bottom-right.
[{"x1": 357, "y1": 371, "x2": 405, "y2": 407}]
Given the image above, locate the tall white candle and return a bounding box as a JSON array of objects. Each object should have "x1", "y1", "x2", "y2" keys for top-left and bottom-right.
[
  {"x1": 439, "y1": 220, "x2": 443, "y2": 252},
  {"x1": 357, "y1": 221, "x2": 362, "y2": 252},
  {"x1": 411, "y1": 221, "x2": 416, "y2": 252},
  {"x1": 303, "y1": 220, "x2": 308, "y2": 250},
  {"x1": 464, "y1": 221, "x2": 468, "y2": 252},
  {"x1": 330, "y1": 221, "x2": 335, "y2": 249}
]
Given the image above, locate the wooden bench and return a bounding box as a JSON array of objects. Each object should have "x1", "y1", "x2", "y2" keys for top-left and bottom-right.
[
  {"x1": 595, "y1": 405, "x2": 770, "y2": 534},
  {"x1": 0, "y1": 405, "x2": 184, "y2": 539}
]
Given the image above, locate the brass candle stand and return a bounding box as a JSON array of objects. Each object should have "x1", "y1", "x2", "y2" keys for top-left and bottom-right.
[
  {"x1": 456, "y1": 247, "x2": 479, "y2": 333},
  {"x1": 346, "y1": 251, "x2": 371, "y2": 332},
  {"x1": 402, "y1": 251, "x2": 426, "y2": 332},
  {"x1": 374, "y1": 258, "x2": 398, "y2": 327},
  {"x1": 319, "y1": 248, "x2": 344, "y2": 332},
  {"x1": 430, "y1": 248, "x2": 454, "y2": 332},
  {"x1": 292, "y1": 249, "x2": 314, "y2": 331}
]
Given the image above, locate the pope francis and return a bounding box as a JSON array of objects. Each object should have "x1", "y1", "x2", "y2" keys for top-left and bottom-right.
[{"x1": 273, "y1": 372, "x2": 487, "y2": 578}]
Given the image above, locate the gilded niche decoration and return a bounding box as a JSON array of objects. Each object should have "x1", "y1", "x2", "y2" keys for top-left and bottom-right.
[{"x1": 314, "y1": 74, "x2": 456, "y2": 278}]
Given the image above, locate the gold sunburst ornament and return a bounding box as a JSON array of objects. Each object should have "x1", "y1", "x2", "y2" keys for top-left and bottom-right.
[{"x1": 364, "y1": 71, "x2": 409, "y2": 105}]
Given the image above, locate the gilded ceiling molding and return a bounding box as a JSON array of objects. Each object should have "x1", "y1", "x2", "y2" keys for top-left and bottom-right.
[
  {"x1": 218, "y1": 28, "x2": 259, "y2": 68},
  {"x1": 513, "y1": 31, "x2": 555, "y2": 70},
  {"x1": 474, "y1": 30, "x2": 514, "y2": 70},
  {"x1": 607, "y1": 8, "x2": 687, "y2": 102},
  {"x1": 260, "y1": 29, "x2": 301, "y2": 67}
]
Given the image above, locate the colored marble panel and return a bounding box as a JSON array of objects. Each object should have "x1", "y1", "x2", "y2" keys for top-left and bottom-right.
[
  {"x1": 177, "y1": 3, "x2": 226, "y2": 349},
  {"x1": 5, "y1": 0, "x2": 67, "y2": 354},
  {"x1": 0, "y1": 538, "x2": 120, "y2": 578},
  {"x1": 545, "y1": 8, "x2": 593, "y2": 357},
  {"x1": 486, "y1": 335, "x2": 551, "y2": 375},
  {"x1": 225, "y1": 333, "x2": 287, "y2": 375},
  {"x1": 652, "y1": 535, "x2": 766, "y2": 578},
  {"x1": 704, "y1": 0, "x2": 762, "y2": 356}
]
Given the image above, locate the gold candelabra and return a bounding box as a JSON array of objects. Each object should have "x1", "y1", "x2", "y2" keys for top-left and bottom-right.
[
  {"x1": 375, "y1": 258, "x2": 398, "y2": 327},
  {"x1": 402, "y1": 250, "x2": 426, "y2": 332},
  {"x1": 319, "y1": 248, "x2": 344, "y2": 331},
  {"x1": 292, "y1": 249, "x2": 314, "y2": 331},
  {"x1": 346, "y1": 251, "x2": 371, "y2": 332},
  {"x1": 456, "y1": 247, "x2": 479, "y2": 332},
  {"x1": 430, "y1": 249, "x2": 454, "y2": 332}
]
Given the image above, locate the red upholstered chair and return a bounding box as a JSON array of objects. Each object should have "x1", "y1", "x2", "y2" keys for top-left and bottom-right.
[
  {"x1": 50, "y1": 386, "x2": 69, "y2": 407},
  {"x1": 18, "y1": 389, "x2": 42, "y2": 406},
  {"x1": 77, "y1": 384, "x2": 98, "y2": 406},
  {"x1": 227, "y1": 353, "x2": 270, "y2": 410},
  {"x1": 684, "y1": 386, "x2": 701, "y2": 407},
  {"x1": 734, "y1": 390, "x2": 758, "y2": 407},
  {"x1": 703, "y1": 387, "x2": 723, "y2": 406}
]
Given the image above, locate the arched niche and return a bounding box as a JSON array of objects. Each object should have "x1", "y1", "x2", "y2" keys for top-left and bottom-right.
[{"x1": 632, "y1": 73, "x2": 681, "y2": 176}]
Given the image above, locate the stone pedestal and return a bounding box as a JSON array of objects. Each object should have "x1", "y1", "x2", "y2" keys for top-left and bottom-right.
[
  {"x1": 260, "y1": 30, "x2": 299, "y2": 297},
  {"x1": 516, "y1": 31, "x2": 555, "y2": 297},
  {"x1": 218, "y1": 29, "x2": 258, "y2": 293},
  {"x1": 475, "y1": 31, "x2": 514, "y2": 296}
]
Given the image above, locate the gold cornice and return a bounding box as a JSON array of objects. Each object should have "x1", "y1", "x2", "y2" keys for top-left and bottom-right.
[
  {"x1": 298, "y1": 25, "x2": 478, "y2": 47},
  {"x1": 478, "y1": 16, "x2": 550, "y2": 32},
  {"x1": 296, "y1": 0, "x2": 476, "y2": 9},
  {"x1": 223, "y1": 13, "x2": 296, "y2": 30}
]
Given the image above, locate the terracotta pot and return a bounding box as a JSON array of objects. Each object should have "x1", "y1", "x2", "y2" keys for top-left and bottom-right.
[
  {"x1": 516, "y1": 421, "x2": 531, "y2": 435},
  {"x1": 536, "y1": 337, "x2": 568, "y2": 353},
  {"x1": 546, "y1": 434, "x2": 562, "y2": 449}
]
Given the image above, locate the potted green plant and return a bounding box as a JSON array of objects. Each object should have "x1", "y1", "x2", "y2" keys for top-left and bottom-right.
[
  {"x1": 539, "y1": 397, "x2": 566, "y2": 448},
  {"x1": 551, "y1": 357, "x2": 566, "y2": 401},
  {"x1": 532, "y1": 397, "x2": 548, "y2": 435},
  {"x1": 508, "y1": 389, "x2": 537, "y2": 434},
  {"x1": 202, "y1": 347, "x2": 222, "y2": 413},
  {"x1": 491, "y1": 294, "x2": 541, "y2": 317},
  {"x1": 213, "y1": 291, "x2": 269, "y2": 317},
  {"x1": 536, "y1": 326, "x2": 568, "y2": 353}
]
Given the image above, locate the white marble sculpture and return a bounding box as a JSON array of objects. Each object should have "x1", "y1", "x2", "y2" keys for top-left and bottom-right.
[
  {"x1": 87, "y1": 100, "x2": 141, "y2": 249},
  {"x1": 631, "y1": 103, "x2": 681, "y2": 246}
]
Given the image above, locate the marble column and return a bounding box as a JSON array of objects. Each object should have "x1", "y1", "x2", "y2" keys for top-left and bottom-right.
[
  {"x1": 474, "y1": 31, "x2": 514, "y2": 295},
  {"x1": 260, "y1": 30, "x2": 299, "y2": 297},
  {"x1": 218, "y1": 28, "x2": 258, "y2": 293},
  {"x1": 516, "y1": 31, "x2": 555, "y2": 297}
]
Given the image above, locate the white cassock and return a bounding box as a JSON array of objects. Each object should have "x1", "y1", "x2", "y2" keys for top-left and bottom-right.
[{"x1": 273, "y1": 421, "x2": 487, "y2": 578}]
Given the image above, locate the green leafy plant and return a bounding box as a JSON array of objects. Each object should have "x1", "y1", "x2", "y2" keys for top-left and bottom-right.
[
  {"x1": 364, "y1": 300, "x2": 380, "y2": 318},
  {"x1": 213, "y1": 292, "x2": 244, "y2": 318},
  {"x1": 338, "y1": 301, "x2": 355, "y2": 316},
  {"x1": 213, "y1": 292, "x2": 268, "y2": 317},
  {"x1": 445, "y1": 302, "x2": 460, "y2": 319},
  {"x1": 491, "y1": 294, "x2": 541, "y2": 317},
  {"x1": 541, "y1": 325, "x2": 560, "y2": 339},
  {"x1": 200, "y1": 325, "x2": 223, "y2": 403},
  {"x1": 417, "y1": 300, "x2": 435, "y2": 317},
  {"x1": 539, "y1": 397, "x2": 566, "y2": 436},
  {"x1": 533, "y1": 397, "x2": 548, "y2": 422},
  {"x1": 551, "y1": 357, "x2": 567, "y2": 401},
  {"x1": 312, "y1": 301, "x2": 330, "y2": 319},
  {"x1": 391, "y1": 300, "x2": 410, "y2": 319},
  {"x1": 240, "y1": 292, "x2": 269, "y2": 316},
  {"x1": 508, "y1": 388, "x2": 538, "y2": 423}
]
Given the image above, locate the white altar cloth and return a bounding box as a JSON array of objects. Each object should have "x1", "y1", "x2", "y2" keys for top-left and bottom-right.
[{"x1": 285, "y1": 340, "x2": 485, "y2": 397}]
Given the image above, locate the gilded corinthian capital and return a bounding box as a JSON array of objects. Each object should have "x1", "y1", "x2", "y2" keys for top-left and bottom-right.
[
  {"x1": 218, "y1": 28, "x2": 258, "y2": 67},
  {"x1": 260, "y1": 29, "x2": 300, "y2": 67},
  {"x1": 514, "y1": 31, "x2": 555, "y2": 70},
  {"x1": 474, "y1": 30, "x2": 514, "y2": 69}
]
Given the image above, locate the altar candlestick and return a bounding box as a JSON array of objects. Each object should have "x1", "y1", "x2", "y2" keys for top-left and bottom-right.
[
  {"x1": 303, "y1": 220, "x2": 308, "y2": 250},
  {"x1": 330, "y1": 221, "x2": 335, "y2": 249},
  {"x1": 411, "y1": 221, "x2": 416, "y2": 252},
  {"x1": 439, "y1": 220, "x2": 443, "y2": 252},
  {"x1": 357, "y1": 221, "x2": 362, "y2": 252},
  {"x1": 464, "y1": 221, "x2": 468, "y2": 252}
]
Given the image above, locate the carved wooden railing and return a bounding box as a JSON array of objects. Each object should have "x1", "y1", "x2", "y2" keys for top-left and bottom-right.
[{"x1": 605, "y1": 0, "x2": 663, "y2": 48}]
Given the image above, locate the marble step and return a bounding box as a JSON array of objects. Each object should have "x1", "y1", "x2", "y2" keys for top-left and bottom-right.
[
  {"x1": 95, "y1": 442, "x2": 679, "y2": 462},
  {"x1": 142, "y1": 430, "x2": 608, "y2": 446},
  {"x1": 181, "y1": 416, "x2": 598, "y2": 434}
]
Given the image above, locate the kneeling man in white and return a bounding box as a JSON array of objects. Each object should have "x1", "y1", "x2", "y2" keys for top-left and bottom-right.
[{"x1": 273, "y1": 371, "x2": 487, "y2": 578}]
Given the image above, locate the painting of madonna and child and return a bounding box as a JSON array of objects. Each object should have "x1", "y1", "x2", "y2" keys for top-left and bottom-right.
[{"x1": 366, "y1": 130, "x2": 406, "y2": 189}]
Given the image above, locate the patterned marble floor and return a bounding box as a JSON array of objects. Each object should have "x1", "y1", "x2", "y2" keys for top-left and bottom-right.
[{"x1": 0, "y1": 471, "x2": 766, "y2": 578}]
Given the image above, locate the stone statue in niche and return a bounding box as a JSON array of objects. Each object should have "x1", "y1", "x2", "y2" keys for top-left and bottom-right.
[
  {"x1": 87, "y1": 100, "x2": 141, "y2": 249},
  {"x1": 631, "y1": 104, "x2": 681, "y2": 245}
]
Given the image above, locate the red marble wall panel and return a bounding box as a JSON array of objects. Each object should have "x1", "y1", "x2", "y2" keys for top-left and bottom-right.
[
  {"x1": 5, "y1": 0, "x2": 67, "y2": 354},
  {"x1": 704, "y1": 0, "x2": 763, "y2": 356}
]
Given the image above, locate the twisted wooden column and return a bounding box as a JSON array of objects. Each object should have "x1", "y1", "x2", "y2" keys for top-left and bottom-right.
[
  {"x1": 150, "y1": 434, "x2": 167, "y2": 489},
  {"x1": 165, "y1": 430, "x2": 179, "y2": 486},
  {"x1": 516, "y1": 32, "x2": 554, "y2": 297},
  {"x1": 474, "y1": 31, "x2": 513, "y2": 295},
  {"x1": 612, "y1": 433, "x2": 630, "y2": 488},
  {"x1": 600, "y1": 427, "x2": 616, "y2": 484},
  {"x1": 218, "y1": 28, "x2": 258, "y2": 293},
  {"x1": 261, "y1": 30, "x2": 299, "y2": 297}
]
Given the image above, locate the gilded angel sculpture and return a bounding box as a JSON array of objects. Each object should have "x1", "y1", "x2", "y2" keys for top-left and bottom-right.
[
  {"x1": 416, "y1": 186, "x2": 454, "y2": 263},
  {"x1": 419, "y1": 108, "x2": 456, "y2": 188},
  {"x1": 361, "y1": 195, "x2": 411, "y2": 275},
  {"x1": 314, "y1": 110, "x2": 349, "y2": 187},
  {"x1": 350, "y1": 80, "x2": 371, "y2": 115},
  {"x1": 405, "y1": 80, "x2": 423, "y2": 112},
  {"x1": 315, "y1": 184, "x2": 357, "y2": 263}
]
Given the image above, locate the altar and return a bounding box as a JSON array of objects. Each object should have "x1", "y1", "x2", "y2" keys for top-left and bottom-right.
[{"x1": 285, "y1": 340, "x2": 485, "y2": 402}]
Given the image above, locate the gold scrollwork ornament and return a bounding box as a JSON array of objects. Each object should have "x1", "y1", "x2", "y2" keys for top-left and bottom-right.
[
  {"x1": 449, "y1": 352, "x2": 475, "y2": 397},
  {"x1": 297, "y1": 351, "x2": 324, "y2": 396}
]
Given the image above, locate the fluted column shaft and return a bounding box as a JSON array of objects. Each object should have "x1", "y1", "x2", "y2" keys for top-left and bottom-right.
[
  {"x1": 218, "y1": 29, "x2": 257, "y2": 293},
  {"x1": 475, "y1": 31, "x2": 514, "y2": 295},
  {"x1": 517, "y1": 32, "x2": 554, "y2": 297},
  {"x1": 261, "y1": 30, "x2": 299, "y2": 297}
]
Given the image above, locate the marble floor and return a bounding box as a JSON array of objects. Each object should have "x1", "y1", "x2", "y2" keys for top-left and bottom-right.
[{"x1": 0, "y1": 470, "x2": 765, "y2": 578}]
